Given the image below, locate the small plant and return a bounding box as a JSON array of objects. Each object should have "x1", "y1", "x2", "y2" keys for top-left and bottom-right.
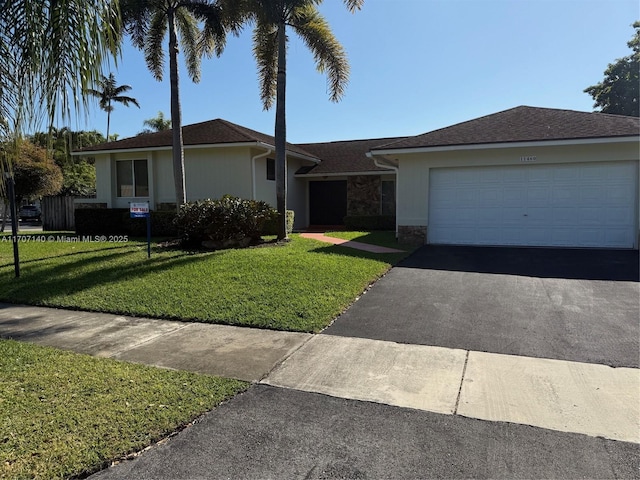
[{"x1": 174, "y1": 195, "x2": 277, "y2": 248}]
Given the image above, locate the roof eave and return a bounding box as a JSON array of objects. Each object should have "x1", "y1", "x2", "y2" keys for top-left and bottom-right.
[
  {"x1": 295, "y1": 170, "x2": 394, "y2": 178},
  {"x1": 73, "y1": 141, "x2": 320, "y2": 162},
  {"x1": 370, "y1": 135, "x2": 640, "y2": 156}
]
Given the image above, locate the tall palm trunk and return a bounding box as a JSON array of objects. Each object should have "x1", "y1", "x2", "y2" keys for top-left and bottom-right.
[
  {"x1": 275, "y1": 20, "x2": 287, "y2": 240},
  {"x1": 168, "y1": 7, "x2": 186, "y2": 209},
  {"x1": 106, "y1": 99, "x2": 111, "y2": 139}
]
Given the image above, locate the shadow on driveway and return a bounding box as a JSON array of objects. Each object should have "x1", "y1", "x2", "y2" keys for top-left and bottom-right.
[{"x1": 399, "y1": 246, "x2": 639, "y2": 281}]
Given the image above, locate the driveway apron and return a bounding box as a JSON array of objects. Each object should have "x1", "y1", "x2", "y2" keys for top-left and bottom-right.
[{"x1": 324, "y1": 246, "x2": 640, "y2": 368}]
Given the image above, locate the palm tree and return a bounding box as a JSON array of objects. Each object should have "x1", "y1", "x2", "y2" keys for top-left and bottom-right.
[
  {"x1": 240, "y1": 0, "x2": 359, "y2": 240},
  {"x1": 0, "y1": 0, "x2": 119, "y2": 270},
  {"x1": 121, "y1": 0, "x2": 239, "y2": 208},
  {"x1": 140, "y1": 111, "x2": 172, "y2": 134},
  {"x1": 87, "y1": 73, "x2": 140, "y2": 140},
  {"x1": 0, "y1": 0, "x2": 120, "y2": 179}
]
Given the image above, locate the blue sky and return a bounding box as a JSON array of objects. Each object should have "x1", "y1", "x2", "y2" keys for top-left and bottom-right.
[{"x1": 76, "y1": 0, "x2": 639, "y2": 143}]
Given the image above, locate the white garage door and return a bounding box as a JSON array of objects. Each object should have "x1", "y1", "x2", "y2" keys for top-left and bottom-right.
[{"x1": 428, "y1": 161, "x2": 637, "y2": 248}]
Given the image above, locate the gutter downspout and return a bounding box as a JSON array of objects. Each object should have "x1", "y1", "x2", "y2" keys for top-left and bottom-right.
[
  {"x1": 369, "y1": 153, "x2": 400, "y2": 238},
  {"x1": 251, "y1": 148, "x2": 273, "y2": 200}
]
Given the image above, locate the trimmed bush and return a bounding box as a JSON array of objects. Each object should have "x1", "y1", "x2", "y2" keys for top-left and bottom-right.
[
  {"x1": 75, "y1": 208, "x2": 178, "y2": 237},
  {"x1": 174, "y1": 195, "x2": 277, "y2": 248},
  {"x1": 127, "y1": 211, "x2": 178, "y2": 237},
  {"x1": 262, "y1": 209, "x2": 295, "y2": 236},
  {"x1": 343, "y1": 215, "x2": 396, "y2": 231},
  {"x1": 75, "y1": 208, "x2": 130, "y2": 236}
]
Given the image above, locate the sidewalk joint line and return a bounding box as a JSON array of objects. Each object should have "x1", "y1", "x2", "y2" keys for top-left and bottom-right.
[
  {"x1": 453, "y1": 350, "x2": 470, "y2": 415},
  {"x1": 258, "y1": 333, "x2": 316, "y2": 384}
]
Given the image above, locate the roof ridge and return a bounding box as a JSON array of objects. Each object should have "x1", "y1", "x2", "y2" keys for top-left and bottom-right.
[
  {"x1": 296, "y1": 136, "x2": 407, "y2": 147},
  {"x1": 214, "y1": 118, "x2": 261, "y2": 142}
]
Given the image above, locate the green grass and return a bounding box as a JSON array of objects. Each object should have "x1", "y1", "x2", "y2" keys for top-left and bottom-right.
[
  {"x1": 325, "y1": 231, "x2": 407, "y2": 249},
  {"x1": 0, "y1": 233, "x2": 415, "y2": 332},
  {"x1": 0, "y1": 339, "x2": 247, "y2": 479}
]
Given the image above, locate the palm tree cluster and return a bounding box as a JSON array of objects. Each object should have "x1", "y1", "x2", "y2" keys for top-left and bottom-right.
[{"x1": 1, "y1": 0, "x2": 364, "y2": 239}]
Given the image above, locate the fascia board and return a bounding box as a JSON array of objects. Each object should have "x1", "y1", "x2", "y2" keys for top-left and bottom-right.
[{"x1": 369, "y1": 135, "x2": 640, "y2": 156}]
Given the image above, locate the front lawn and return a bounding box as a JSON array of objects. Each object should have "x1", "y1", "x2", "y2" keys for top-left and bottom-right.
[
  {"x1": 0, "y1": 233, "x2": 414, "y2": 332},
  {"x1": 0, "y1": 339, "x2": 247, "y2": 479}
]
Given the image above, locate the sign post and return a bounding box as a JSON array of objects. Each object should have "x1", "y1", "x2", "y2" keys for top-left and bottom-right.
[
  {"x1": 4, "y1": 172, "x2": 19, "y2": 277},
  {"x1": 130, "y1": 202, "x2": 151, "y2": 258}
]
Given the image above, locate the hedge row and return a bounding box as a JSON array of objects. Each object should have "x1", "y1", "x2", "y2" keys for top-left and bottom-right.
[
  {"x1": 74, "y1": 206, "x2": 295, "y2": 239},
  {"x1": 75, "y1": 209, "x2": 178, "y2": 237}
]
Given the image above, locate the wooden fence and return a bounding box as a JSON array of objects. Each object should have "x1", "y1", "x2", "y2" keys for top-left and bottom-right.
[{"x1": 41, "y1": 196, "x2": 75, "y2": 231}]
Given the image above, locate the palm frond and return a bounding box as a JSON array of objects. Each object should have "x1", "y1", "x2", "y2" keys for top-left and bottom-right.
[
  {"x1": 175, "y1": 8, "x2": 202, "y2": 82},
  {"x1": 344, "y1": 0, "x2": 364, "y2": 13},
  {"x1": 112, "y1": 95, "x2": 140, "y2": 108},
  {"x1": 291, "y1": 4, "x2": 349, "y2": 102},
  {"x1": 3, "y1": 0, "x2": 120, "y2": 132},
  {"x1": 187, "y1": 1, "x2": 228, "y2": 58},
  {"x1": 145, "y1": 9, "x2": 168, "y2": 80},
  {"x1": 252, "y1": 20, "x2": 279, "y2": 110}
]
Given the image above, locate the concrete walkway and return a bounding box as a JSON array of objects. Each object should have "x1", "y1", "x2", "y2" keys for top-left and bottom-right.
[
  {"x1": 0, "y1": 302, "x2": 637, "y2": 444},
  {"x1": 300, "y1": 232, "x2": 405, "y2": 253}
]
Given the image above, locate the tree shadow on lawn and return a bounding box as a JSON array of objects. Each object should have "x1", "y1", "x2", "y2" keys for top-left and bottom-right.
[
  {"x1": 0, "y1": 244, "x2": 133, "y2": 269},
  {"x1": 0, "y1": 248, "x2": 216, "y2": 305}
]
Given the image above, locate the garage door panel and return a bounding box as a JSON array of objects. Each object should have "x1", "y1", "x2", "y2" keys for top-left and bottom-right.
[{"x1": 428, "y1": 162, "x2": 637, "y2": 248}]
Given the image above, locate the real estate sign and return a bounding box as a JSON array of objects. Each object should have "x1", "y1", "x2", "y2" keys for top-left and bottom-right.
[
  {"x1": 130, "y1": 202, "x2": 151, "y2": 258},
  {"x1": 130, "y1": 202, "x2": 150, "y2": 218}
]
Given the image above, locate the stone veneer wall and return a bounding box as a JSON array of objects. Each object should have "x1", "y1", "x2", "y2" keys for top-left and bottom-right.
[
  {"x1": 398, "y1": 225, "x2": 427, "y2": 245},
  {"x1": 347, "y1": 176, "x2": 381, "y2": 216}
]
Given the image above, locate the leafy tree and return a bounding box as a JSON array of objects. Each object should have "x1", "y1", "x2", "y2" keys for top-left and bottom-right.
[
  {"x1": 139, "y1": 111, "x2": 172, "y2": 134},
  {"x1": 30, "y1": 128, "x2": 106, "y2": 167},
  {"x1": 121, "y1": 0, "x2": 239, "y2": 209},
  {"x1": 87, "y1": 73, "x2": 141, "y2": 139},
  {"x1": 30, "y1": 128, "x2": 105, "y2": 197},
  {"x1": 239, "y1": 0, "x2": 359, "y2": 239},
  {"x1": 59, "y1": 160, "x2": 97, "y2": 197},
  {"x1": 5, "y1": 140, "x2": 63, "y2": 201},
  {"x1": 585, "y1": 21, "x2": 639, "y2": 117}
]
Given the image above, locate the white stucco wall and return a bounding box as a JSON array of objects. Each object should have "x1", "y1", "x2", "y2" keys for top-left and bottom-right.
[
  {"x1": 394, "y1": 140, "x2": 640, "y2": 247},
  {"x1": 93, "y1": 154, "x2": 112, "y2": 206},
  {"x1": 94, "y1": 146, "x2": 314, "y2": 229},
  {"x1": 185, "y1": 147, "x2": 252, "y2": 202}
]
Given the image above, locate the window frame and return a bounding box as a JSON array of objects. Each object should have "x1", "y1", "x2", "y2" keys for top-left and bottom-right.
[
  {"x1": 116, "y1": 159, "x2": 149, "y2": 198},
  {"x1": 266, "y1": 158, "x2": 275, "y2": 181}
]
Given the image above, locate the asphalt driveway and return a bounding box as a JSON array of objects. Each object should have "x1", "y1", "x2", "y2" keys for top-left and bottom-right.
[{"x1": 325, "y1": 246, "x2": 640, "y2": 368}]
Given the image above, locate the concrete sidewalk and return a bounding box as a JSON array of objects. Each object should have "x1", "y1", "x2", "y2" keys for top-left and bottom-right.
[{"x1": 0, "y1": 303, "x2": 638, "y2": 444}]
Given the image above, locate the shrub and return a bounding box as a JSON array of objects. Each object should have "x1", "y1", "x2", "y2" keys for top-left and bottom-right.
[
  {"x1": 127, "y1": 211, "x2": 178, "y2": 237},
  {"x1": 262, "y1": 210, "x2": 295, "y2": 236},
  {"x1": 343, "y1": 215, "x2": 396, "y2": 231},
  {"x1": 75, "y1": 208, "x2": 129, "y2": 235},
  {"x1": 75, "y1": 208, "x2": 178, "y2": 237},
  {"x1": 174, "y1": 195, "x2": 277, "y2": 248}
]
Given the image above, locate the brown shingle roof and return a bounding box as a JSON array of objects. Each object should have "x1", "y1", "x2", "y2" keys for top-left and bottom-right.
[
  {"x1": 78, "y1": 118, "x2": 318, "y2": 159},
  {"x1": 295, "y1": 137, "x2": 406, "y2": 175},
  {"x1": 374, "y1": 106, "x2": 640, "y2": 151}
]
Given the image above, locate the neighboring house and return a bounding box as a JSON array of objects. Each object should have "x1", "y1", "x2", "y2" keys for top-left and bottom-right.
[
  {"x1": 75, "y1": 106, "x2": 639, "y2": 249},
  {"x1": 75, "y1": 119, "x2": 401, "y2": 230},
  {"x1": 370, "y1": 106, "x2": 639, "y2": 248}
]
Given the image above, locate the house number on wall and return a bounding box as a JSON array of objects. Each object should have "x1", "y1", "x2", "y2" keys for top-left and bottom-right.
[{"x1": 520, "y1": 156, "x2": 537, "y2": 162}]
